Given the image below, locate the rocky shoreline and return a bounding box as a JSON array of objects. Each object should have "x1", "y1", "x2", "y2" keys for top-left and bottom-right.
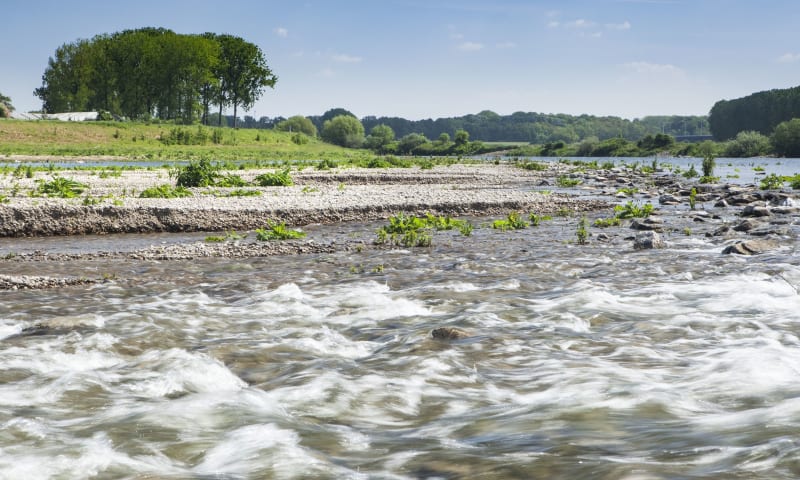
[{"x1": 1, "y1": 160, "x2": 798, "y2": 289}]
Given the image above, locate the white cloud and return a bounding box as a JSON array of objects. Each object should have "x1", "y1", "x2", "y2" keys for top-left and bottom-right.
[
  {"x1": 496, "y1": 42, "x2": 517, "y2": 49},
  {"x1": 318, "y1": 68, "x2": 335, "y2": 78},
  {"x1": 332, "y1": 54, "x2": 363, "y2": 63},
  {"x1": 778, "y1": 53, "x2": 800, "y2": 63},
  {"x1": 274, "y1": 27, "x2": 288, "y2": 38},
  {"x1": 624, "y1": 61, "x2": 685, "y2": 77},
  {"x1": 450, "y1": 32, "x2": 464, "y2": 40},
  {"x1": 458, "y1": 41, "x2": 484, "y2": 52},
  {"x1": 605, "y1": 21, "x2": 631, "y2": 30},
  {"x1": 547, "y1": 21, "x2": 561, "y2": 28},
  {"x1": 566, "y1": 19, "x2": 595, "y2": 28}
]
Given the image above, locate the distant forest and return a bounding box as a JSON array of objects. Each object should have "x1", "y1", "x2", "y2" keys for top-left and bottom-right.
[
  {"x1": 709, "y1": 85, "x2": 800, "y2": 140},
  {"x1": 232, "y1": 109, "x2": 709, "y2": 144}
]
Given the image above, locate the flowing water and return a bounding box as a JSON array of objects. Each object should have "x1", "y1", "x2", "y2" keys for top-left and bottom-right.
[{"x1": 2, "y1": 218, "x2": 800, "y2": 479}]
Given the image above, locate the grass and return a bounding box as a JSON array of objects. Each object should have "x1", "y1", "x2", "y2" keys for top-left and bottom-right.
[
  {"x1": 375, "y1": 212, "x2": 473, "y2": 247},
  {"x1": 556, "y1": 176, "x2": 582, "y2": 187},
  {"x1": 0, "y1": 118, "x2": 370, "y2": 162},
  {"x1": 254, "y1": 168, "x2": 293, "y2": 186},
  {"x1": 593, "y1": 217, "x2": 621, "y2": 227},
  {"x1": 255, "y1": 221, "x2": 307, "y2": 241}
]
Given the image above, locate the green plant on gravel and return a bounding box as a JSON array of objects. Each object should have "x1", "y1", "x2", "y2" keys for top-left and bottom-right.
[
  {"x1": 36, "y1": 176, "x2": 87, "y2": 198},
  {"x1": 788, "y1": 174, "x2": 800, "y2": 190},
  {"x1": 593, "y1": 217, "x2": 621, "y2": 228},
  {"x1": 206, "y1": 230, "x2": 247, "y2": 242},
  {"x1": 219, "y1": 189, "x2": 262, "y2": 197},
  {"x1": 760, "y1": 173, "x2": 784, "y2": 190},
  {"x1": 173, "y1": 159, "x2": 219, "y2": 187},
  {"x1": 689, "y1": 187, "x2": 697, "y2": 210},
  {"x1": 556, "y1": 176, "x2": 582, "y2": 187},
  {"x1": 614, "y1": 201, "x2": 654, "y2": 219},
  {"x1": 492, "y1": 211, "x2": 529, "y2": 231},
  {"x1": 0, "y1": 194, "x2": 9, "y2": 204},
  {"x1": 375, "y1": 212, "x2": 457, "y2": 247},
  {"x1": 423, "y1": 213, "x2": 473, "y2": 234},
  {"x1": 576, "y1": 216, "x2": 589, "y2": 245},
  {"x1": 616, "y1": 187, "x2": 639, "y2": 197},
  {"x1": 255, "y1": 221, "x2": 306, "y2": 241},
  {"x1": 254, "y1": 168, "x2": 293, "y2": 186},
  {"x1": 317, "y1": 159, "x2": 338, "y2": 170},
  {"x1": 215, "y1": 174, "x2": 249, "y2": 187},
  {"x1": 683, "y1": 164, "x2": 698, "y2": 179},
  {"x1": 519, "y1": 161, "x2": 547, "y2": 171},
  {"x1": 139, "y1": 184, "x2": 192, "y2": 198}
]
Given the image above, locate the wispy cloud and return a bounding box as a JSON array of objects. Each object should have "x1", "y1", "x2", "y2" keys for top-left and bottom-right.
[
  {"x1": 332, "y1": 54, "x2": 363, "y2": 63},
  {"x1": 605, "y1": 21, "x2": 631, "y2": 30},
  {"x1": 624, "y1": 61, "x2": 685, "y2": 77},
  {"x1": 458, "y1": 41, "x2": 484, "y2": 52},
  {"x1": 547, "y1": 21, "x2": 561, "y2": 28},
  {"x1": 566, "y1": 19, "x2": 595, "y2": 28},
  {"x1": 318, "y1": 68, "x2": 335, "y2": 78},
  {"x1": 496, "y1": 41, "x2": 517, "y2": 49},
  {"x1": 778, "y1": 53, "x2": 800, "y2": 63},
  {"x1": 274, "y1": 27, "x2": 288, "y2": 38}
]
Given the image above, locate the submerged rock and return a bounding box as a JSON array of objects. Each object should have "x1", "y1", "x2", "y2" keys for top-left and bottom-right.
[
  {"x1": 722, "y1": 239, "x2": 778, "y2": 255},
  {"x1": 431, "y1": 327, "x2": 470, "y2": 341},
  {"x1": 630, "y1": 217, "x2": 664, "y2": 232},
  {"x1": 633, "y1": 231, "x2": 665, "y2": 250},
  {"x1": 742, "y1": 205, "x2": 770, "y2": 217}
]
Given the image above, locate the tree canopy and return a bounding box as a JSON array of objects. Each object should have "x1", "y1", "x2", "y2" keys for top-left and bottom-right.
[
  {"x1": 0, "y1": 92, "x2": 13, "y2": 118},
  {"x1": 34, "y1": 28, "x2": 276, "y2": 124},
  {"x1": 321, "y1": 115, "x2": 365, "y2": 148},
  {"x1": 708, "y1": 85, "x2": 800, "y2": 140},
  {"x1": 275, "y1": 115, "x2": 317, "y2": 137}
]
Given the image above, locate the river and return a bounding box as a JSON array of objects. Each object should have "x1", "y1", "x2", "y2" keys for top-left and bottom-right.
[{"x1": 1, "y1": 212, "x2": 800, "y2": 478}]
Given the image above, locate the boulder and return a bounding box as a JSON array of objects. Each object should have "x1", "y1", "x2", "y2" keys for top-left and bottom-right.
[
  {"x1": 431, "y1": 327, "x2": 470, "y2": 341},
  {"x1": 630, "y1": 217, "x2": 664, "y2": 231},
  {"x1": 742, "y1": 205, "x2": 770, "y2": 217},
  {"x1": 659, "y1": 194, "x2": 681, "y2": 205},
  {"x1": 633, "y1": 231, "x2": 665, "y2": 250},
  {"x1": 722, "y1": 239, "x2": 778, "y2": 255},
  {"x1": 732, "y1": 219, "x2": 760, "y2": 232}
]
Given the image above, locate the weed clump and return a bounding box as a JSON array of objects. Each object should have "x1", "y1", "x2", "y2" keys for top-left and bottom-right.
[
  {"x1": 492, "y1": 212, "x2": 529, "y2": 231},
  {"x1": 254, "y1": 168, "x2": 293, "y2": 186},
  {"x1": 139, "y1": 184, "x2": 192, "y2": 198},
  {"x1": 36, "y1": 176, "x2": 87, "y2": 198},
  {"x1": 174, "y1": 159, "x2": 219, "y2": 187},
  {"x1": 614, "y1": 201, "x2": 654, "y2": 219},
  {"x1": 255, "y1": 221, "x2": 306, "y2": 241},
  {"x1": 760, "y1": 173, "x2": 784, "y2": 190}
]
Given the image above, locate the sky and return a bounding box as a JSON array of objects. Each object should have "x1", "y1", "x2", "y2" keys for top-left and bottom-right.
[{"x1": 3, "y1": 0, "x2": 800, "y2": 121}]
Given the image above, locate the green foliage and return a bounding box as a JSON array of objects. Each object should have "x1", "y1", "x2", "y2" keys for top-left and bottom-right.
[
  {"x1": 255, "y1": 221, "x2": 306, "y2": 241},
  {"x1": 215, "y1": 174, "x2": 248, "y2": 187},
  {"x1": 518, "y1": 161, "x2": 548, "y2": 171},
  {"x1": 789, "y1": 174, "x2": 800, "y2": 190},
  {"x1": 0, "y1": 92, "x2": 13, "y2": 118},
  {"x1": 556, "y1": 176, "x2": 582, "y2": 187},
  {"x1": 701, "y1": 153, "x2": 716, "y2": 178},
  {"x1": 139, "y1": 184, "x2": 192, "y2": 198},
  {"x1": 365, "y1": 124, "x2": 396, "y2": 153},
  {"x1": 375, "y1": 212, "x2": 472, "y2": 247},
  {"x1": 219, "y1": 189, "x2": 261, "y2": 197},
  {"x1": 492, "y1": 212, "x2": 529, "y2": 231},
  {"x1": 689, "y1": 187, "x2": 697, "y2": 210},
  {"x1": 593, "y1": 217, "x2": 621, "y2": 227},
  {"x1": 291, "y1": 133, "x2": 310, "y2": 145},
  {"x1": 576, "y1": 216, "x2": 589, "y2": 245},
  {"x1": 317, "y1": 159, "x2": 338, "y2": 170},
  {"x1": 771, "y1": 118, "x2": 800, "y2": 157},
  {"x1": 724, "y1": 131, "x2": 771, "y2": 157},
  {"x1": 709, "y1": 85, "x2": 800, "y2": 140},
  {"x1": 206, "y1": 230, "x2": 246, "y2": 242},
  {"x1": 616, "y1": 187, "x2": 638, "y2": 196},
  {"x1": 759, "y1": 173, "x2": 784, "y2": 190},
  {"x1": 275, "y1": 115, "x2": 317, "y2": 137},
  {"x1": 254, "y1": 168, "x2": 293, "y2": 186},
  {"x1": 36, "y1": 176, "x2": 87, "y2": 198},
  {"x1": 160, "y1": 126, "x2": 209, "y2": 145},
  {"x1": 528, "y1": 213, "x2": 552, "y2": 226},
  {"x1": 683, "y1": 164, "x2": 698, "y2": 179},
  {"x1": 614, "y1": 201, "x2": 654, "y2": 219},
  {"x1": 174, "y1": 159, "x2": 219, "y2": 187},
  {"x1": 321, "y1": 115, "x2": 365, "y2": 148}
]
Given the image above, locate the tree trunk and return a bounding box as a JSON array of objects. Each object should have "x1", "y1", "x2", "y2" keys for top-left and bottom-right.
[
  {"x1": 233, "y1": 102, "x2": 238, "y2": 129},
  {"x1": 218, "y1": 100, "x2": 223, "y2": 127}
]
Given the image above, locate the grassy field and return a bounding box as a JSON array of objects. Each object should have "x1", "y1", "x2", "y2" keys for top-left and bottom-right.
[{"x1": 0, "y1": 119, "x2": 371, "y2": 162}]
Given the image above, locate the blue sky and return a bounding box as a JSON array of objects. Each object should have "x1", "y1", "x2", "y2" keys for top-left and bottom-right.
[{"x1": 3, "y1": 0, "x2": 800, "y2": 120}]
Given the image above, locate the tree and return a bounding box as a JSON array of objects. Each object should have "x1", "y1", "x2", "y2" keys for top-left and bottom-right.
[
  {"x1": 454, "y1": 129, "x2": 470, "y2": 146},
  {"x1": 321, "y1": 115, "x2": 364, "y2": 147},
  {"x1": 724, "y1": 131, "x2": 771, "y2": 157},
  {"x1": 215, "y1": 34, "x2": 277, "y2": 128},
  {"x1": 275, "y1": 115, "x2": 317, "y2": 137},
  {"x1": 0, "y1": 92, "x2": 13, "y2": 117},
  {"x1": 397, "y1": 133, "x2": 429, "y2": 154},
  {"x1": 772, "y1": 118, "x2": 800, "y2": 157},
  {"x1": 365, "y1": 124, "x2": 395, "y2": 152}
]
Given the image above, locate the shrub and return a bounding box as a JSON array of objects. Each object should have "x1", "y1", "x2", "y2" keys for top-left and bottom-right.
[
  {"x1": 759, "y1": 173, "x2": 784, "y2": 190},
  {"x1": 556, "y1": 176, "x2": 581, "y2": 187},
  {"x1": 291, "y1": 133, "x2": 310, "y2": 145},
  {"x1": 576, "y1": 216, "x2": 589, "y2": 245},
  {"x1": 254, "y1": 168, "x2": 293, "y2": 186},
  {"x1": 492, "y1": 212, "x2": 529, "y2": 231},
  {"x1": 215, "y1": 174, "x2": 248, "y2": 187},
  {"x1": 174, "y1": 159, "x2": 219, "y2": 187},
  {"x1": 593, "y1": 217, "x2": 621, "y2": 227},
  {"x1": 724, "y1": 131, "x2": 771, "y2": 157},
  {"x1": 614, "y1": 201, "x2": 654, "y2": 219}
]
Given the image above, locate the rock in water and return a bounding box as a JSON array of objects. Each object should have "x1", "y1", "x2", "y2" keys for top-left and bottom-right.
[
  {"x1": 722, "y1": 239, "x2": 778, "y2": 255},
  {"x1": 633, "y1": 231, "x2": 665, "y2": 250},
  {"x1": 431, "y1": 327, "x2": 469, "y2": 341}
]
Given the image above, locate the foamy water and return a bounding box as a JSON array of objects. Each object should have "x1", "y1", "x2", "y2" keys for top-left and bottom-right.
[{"x1": 1, "y1": 221, "x2": 800, "y2": 479}]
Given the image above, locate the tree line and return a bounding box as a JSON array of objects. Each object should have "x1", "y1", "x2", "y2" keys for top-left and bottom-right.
[
  {"x1": 33, "y1": 28, "x2": 276, "y2": 127},
  {"x1": 709, "y1": 85, "x2": 800, "y2": 141}
]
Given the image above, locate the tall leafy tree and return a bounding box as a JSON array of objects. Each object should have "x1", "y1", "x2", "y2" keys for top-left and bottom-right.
[
  {"x1": 215, "y1": 34, "x2": 277, "y2": 128},
  {"x1": 275, "y1": 115, "x2": 317, "y2": 137},
  {"x1": 0, "y1": 92, "x2": 13, "y2": 117},
  {"x1": 321, "y1": 115, "x2": 364, "y2": 147}
]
